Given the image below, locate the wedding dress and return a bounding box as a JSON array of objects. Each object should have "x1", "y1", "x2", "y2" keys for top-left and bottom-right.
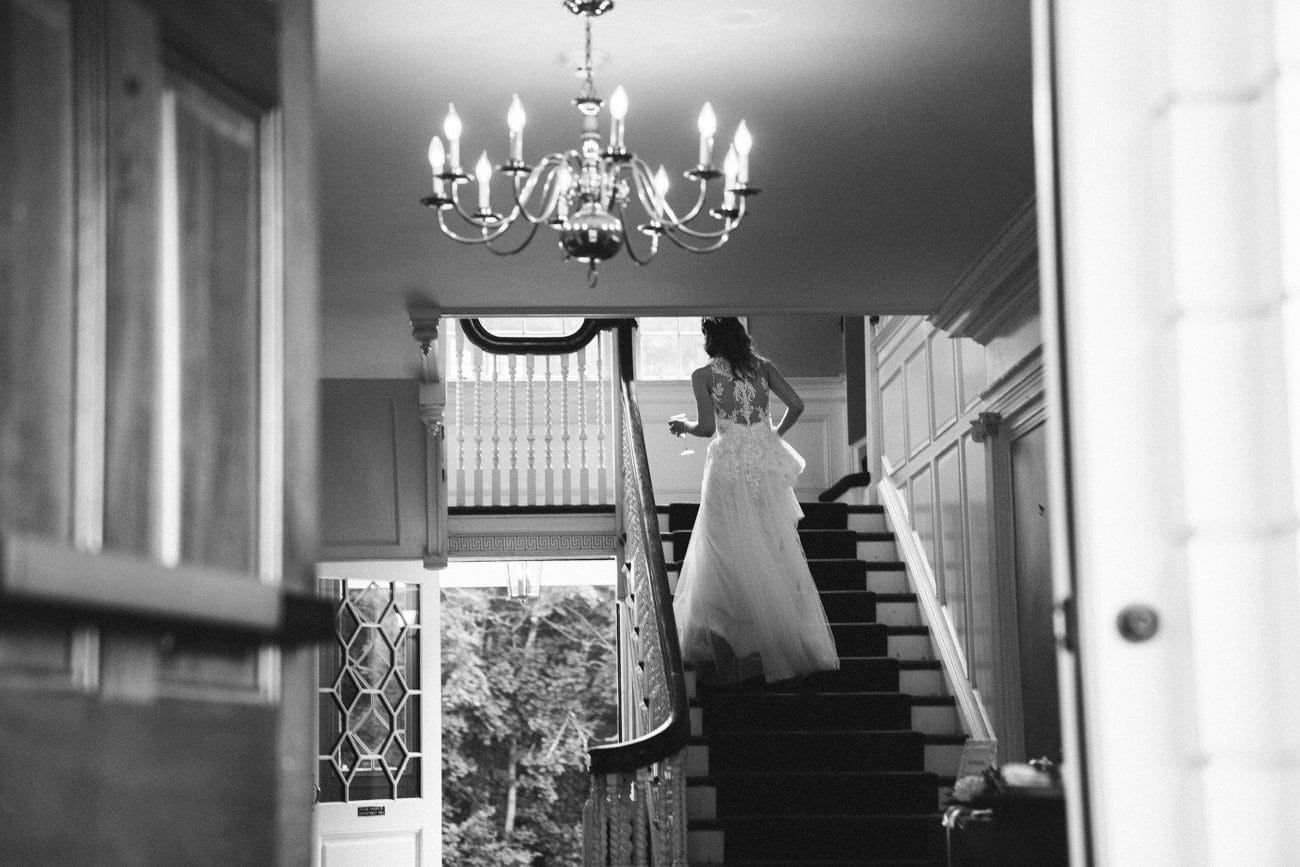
[{"x1": 672, "y1": 357, "x2": 840, "y2": 683}]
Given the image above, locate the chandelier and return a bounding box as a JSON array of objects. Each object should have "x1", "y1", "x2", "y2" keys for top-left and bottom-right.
[{"x1": 420, "y1": 0, "x2": 759, "y2": 287}]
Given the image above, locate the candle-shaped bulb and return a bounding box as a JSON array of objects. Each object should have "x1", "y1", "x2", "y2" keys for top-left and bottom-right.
[
  {"x1": 507, "y1": 94, "x2": 525, "y2": 162},
  {"x1": 443, "y1": 103, "x2": 463, "y2": 169},
  {"x1": 697, "y1": 102, "x2": 717, "y2": 167},
  {"x1": 609, "y1": 85, "x2": 628, "y2": 149},
  {"x1": 428, "y1": 136, "x2": 446, "y2": 195},
  {"x1": 722, "y1": 145, "x2": 738, "y2": 209},
  {"x1": 507, "y1": 94, "x2": 526, "y2": 133},
  {"x1": 733, "y1": 120, "x2": 752, "y2": 185},
  {"x1": 475, "y1": 151, "x2": 492, "y2": 211},
  {"x1": 610, "y1": 85, "x2": 629, "y2": 121},
  {"x1": 653, "y1": 164, "x2": 670, "y2": 208}
]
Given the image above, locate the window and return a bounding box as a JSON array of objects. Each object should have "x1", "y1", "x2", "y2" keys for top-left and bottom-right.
[{"x1": 636, "y1": 316, "x2": 716, "y2": 381}]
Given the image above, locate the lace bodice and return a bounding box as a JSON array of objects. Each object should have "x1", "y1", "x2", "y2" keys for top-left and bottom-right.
[{"x1": 708, "y1": 356, "x2": 771, "y2": 428}]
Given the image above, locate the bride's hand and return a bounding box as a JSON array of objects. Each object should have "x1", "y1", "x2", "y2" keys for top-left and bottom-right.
[{"x1": 668, "y1": 415, "x2": 689, "y2": 436}]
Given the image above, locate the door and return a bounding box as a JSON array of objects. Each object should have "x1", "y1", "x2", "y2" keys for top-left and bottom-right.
[
  {"x1": 0, "y1": 0, "x2": 325, "y2": 862},
  {"x1": 314, "y1": 561, "x2": 441, "y2": 867}
]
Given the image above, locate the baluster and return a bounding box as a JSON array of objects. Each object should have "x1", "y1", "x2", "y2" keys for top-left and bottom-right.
[
  {"x1": 508, "y1": 354, "x2": 519, "y2": 505},
  {"x1": 526, "y1": 354, "x2": 537, "y2": 505},
  {"x1": 596, "y1": 333, "x2": 608, "y2": 504},
  {"x1": 472, "y1": 341, "x2": 485, "y2": 506},
  {"x1": 545, "y1": 354, "x2": 555, "y2": 504},
  {"x1": 577, "y1": 343, "x2": 589, "y2": 503},
  {"x1": 491, "y1": 353, "x2": 502, "y2": 506},
  {"x1": 561, "y1": 353, "x2": 572, "y2": 504},
  {"x1": 454, "y1": 325, "x2": 466, "y2": 506}
]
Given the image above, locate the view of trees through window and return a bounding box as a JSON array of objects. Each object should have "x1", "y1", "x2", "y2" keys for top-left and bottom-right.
[{"x1": 441, "y1": 585, "x2": 617, "y2": 866}]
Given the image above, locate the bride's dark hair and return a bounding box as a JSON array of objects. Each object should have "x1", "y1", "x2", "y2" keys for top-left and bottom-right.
[{"x1": 701, "y1": 317, "x2": 765, "y2": 380}]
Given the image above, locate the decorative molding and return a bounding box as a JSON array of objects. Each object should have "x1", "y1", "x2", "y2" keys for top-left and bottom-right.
[
  {"x1": 879, "y1": 457, "x2": 996, "y2": 743},
  {"x1": 447, "y1": 531, "x2": 618, "y2": 558},
  {"x1": 969, "y1": 412, "x2": 1002, "y2": 443},
  {"x1": 411, "y1": 309, "x2": 449, "y2": 567},
  {"x1": 981, "y1": 346, "x2": 1045, "y2": 429},
  {"x1": 929, "y1": 197, "x2": 1039, "y2": 346}
]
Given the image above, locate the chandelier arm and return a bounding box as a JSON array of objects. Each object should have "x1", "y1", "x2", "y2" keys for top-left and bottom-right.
[
  {"x1": 435, "y1": 208, "x2": 513, "y2": 245},
  {"x1": 627, "y1": 157, "x2": 709, "y2": 226},
  {"x1": 616, "y1": 206, "x2": 658, "y2": 266},
  {"x1": 509, "y1": 158, "x2": 569, "y2": 225},
  {"x1": 485, "y1": 218, "x2": 542, "y2": 256},
  {"x1": 657, "y1": 224, "x2": 735, "y2": 254}
]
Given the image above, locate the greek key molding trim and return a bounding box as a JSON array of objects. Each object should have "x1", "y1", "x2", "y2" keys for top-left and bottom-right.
[{"x1": 448, "y1": 531, "x2": 619, "y2": 558}]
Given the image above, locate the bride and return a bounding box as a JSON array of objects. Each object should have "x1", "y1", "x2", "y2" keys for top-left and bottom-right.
[{"x1": 667, "y1": 317, "x2": 840, "y2": 684}]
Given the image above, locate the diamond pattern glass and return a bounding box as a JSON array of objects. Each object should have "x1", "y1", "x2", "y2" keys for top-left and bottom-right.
[{"x1": 318, "y1": 579, "x2": 422, "y2": 801}]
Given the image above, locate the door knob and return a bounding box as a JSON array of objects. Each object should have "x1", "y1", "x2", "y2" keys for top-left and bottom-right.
[{"x1": 1117, "y1": 604, "x2": 1159, "y2": 642}]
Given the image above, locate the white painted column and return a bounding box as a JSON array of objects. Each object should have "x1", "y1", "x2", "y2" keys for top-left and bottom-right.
[{"x1": 1048, "y1": 0, "x2": 1300, "y2": 863}]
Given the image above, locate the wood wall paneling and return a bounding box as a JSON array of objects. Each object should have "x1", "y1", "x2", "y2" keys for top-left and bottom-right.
[
  {"x1": 880, "y1": 372, "x2": 905, "y2": 469},
  {"x1": 960, "y1": 337, "x2": 987, "y2": 410},
  {"x1": 103, "y1": 0, "x2": 161, "y2": 558},
  {"x1": 1010, "y1": 422, "x2": 1059, "y2": 761},
  {"x1": 931, "y1": 333, "x2": 958, "y2": 435},
  {"x1": 0, "y1": 0, "x2": 79, "y2": 682},
  {"x1": 937, "y1": 442, "x2": 966, "y2": 650},
  {"x1": 909, "y1": 465, "x2": 935, "y2": 585},
  {"x1": 963, "y1": 433, "x2": 997, "y2": 725},
  {"x1": 320, "y1": 379, "x2": 428, "y2": 559},
  {"x1": 905, "y1": 346, "x2": 930, "y2": 458}
]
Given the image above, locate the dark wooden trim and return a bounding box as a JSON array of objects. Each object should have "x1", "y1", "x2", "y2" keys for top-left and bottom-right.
[
  {"x1": 459, "y1": 317, "x2": 634, "y2": 356},
  {"x1": 0, "y1": 533, "x2": 333, "y2": 647},
  {"x1": 587, "y1": 380, "x2": 690, "y2": 775},
  {"x1": 616, "y1": 321, "x2": 636, "y2": 383}
]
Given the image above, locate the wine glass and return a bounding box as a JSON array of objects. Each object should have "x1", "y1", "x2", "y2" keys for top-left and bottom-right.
[{"x1": 670, "y1": 413, "x2": 695, "y2": 456}]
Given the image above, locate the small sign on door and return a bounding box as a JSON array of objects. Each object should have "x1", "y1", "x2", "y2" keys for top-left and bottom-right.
[{"x1": 357, "y1": 806, "x2": 386, "y2": 818}]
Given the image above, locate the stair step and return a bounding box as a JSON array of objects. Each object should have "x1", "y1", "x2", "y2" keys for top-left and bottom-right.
[
  {"x1": 699, "y1": 692, "x2": 913, "y2": 733},
  {"x1": 704, "y1": 770, "x2": 940, "y2": 816},
  {"x1": 817, "y1": 589, "x2": 877, "y2": 623},
  {"x1": 667, "y1": 501, "x2": 864, "y2": 532},
  {"x1": 695, "y1": 657, "x2": 902, "y2": 694},
  {"x1": 668, "y1": 528, "x2": 871, "y2": 561},
  {"x1": 832, "y1": 623, "x2": 889, "y2": 656},
  {"x1": 695, "y1": 730, "x2": 926, "y2": 773},
  {"x1": 691, "y1": 814, "x2": 944, "y2": 861},
  {"x1": 899, "y1": 660, "x2": 945, "y2": 695}
]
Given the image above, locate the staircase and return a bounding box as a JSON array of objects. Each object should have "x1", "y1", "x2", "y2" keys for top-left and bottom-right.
[{"x1": 662, "y1": 501, "x2": 963, "y2": 866}]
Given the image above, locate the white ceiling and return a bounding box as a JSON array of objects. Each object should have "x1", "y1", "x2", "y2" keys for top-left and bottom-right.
[{"x1": 316, "y1": 0, "x2": 1035, "y2": 317}]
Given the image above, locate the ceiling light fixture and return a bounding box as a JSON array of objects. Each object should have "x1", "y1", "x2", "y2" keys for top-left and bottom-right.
[{"x1": 420, "y1": 0, "x2": 759, "y2": 287}]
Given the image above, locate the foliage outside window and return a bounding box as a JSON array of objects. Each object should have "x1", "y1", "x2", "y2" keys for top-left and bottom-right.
[{"x1": 441, "y1": 585, "x2": 617, "y2": 866}]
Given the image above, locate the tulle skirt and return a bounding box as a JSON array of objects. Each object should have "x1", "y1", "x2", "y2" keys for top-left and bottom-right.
[{"x1": 671, "y1": 422, "x2": 840, "y2": 683}]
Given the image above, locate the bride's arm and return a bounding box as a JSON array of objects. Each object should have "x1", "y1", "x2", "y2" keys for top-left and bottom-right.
[
  {"x1": 668, "y1": 367, "x2": 716, "y2": 438},
  {"x1": 766, "y1": 360, "x2": 805, "y2": 436}
]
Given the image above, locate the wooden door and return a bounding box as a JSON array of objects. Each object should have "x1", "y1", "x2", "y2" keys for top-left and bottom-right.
[
  {"x1": 0, "y1": 0, "x2": 326, "y2": 863},
  {"x1": 313, "y1": 561, "x2": 441, "y2": 866}
]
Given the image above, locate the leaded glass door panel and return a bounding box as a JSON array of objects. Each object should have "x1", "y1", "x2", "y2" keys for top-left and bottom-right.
[{"x1": 314, "y1": 562, "x2": 439, "y2": 866}]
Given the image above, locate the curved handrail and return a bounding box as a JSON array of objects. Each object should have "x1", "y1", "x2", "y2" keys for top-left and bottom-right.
[
  {"x1": 459, "y1": 317, "x2": 634, "y2": 356},
  {"x1": 587, "y1": 380, "x2": 690, "y2": 775}
]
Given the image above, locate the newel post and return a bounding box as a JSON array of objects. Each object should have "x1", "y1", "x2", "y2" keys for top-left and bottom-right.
[{"x1": 412, "y1": 307, "x2": 449, "y2": 568}]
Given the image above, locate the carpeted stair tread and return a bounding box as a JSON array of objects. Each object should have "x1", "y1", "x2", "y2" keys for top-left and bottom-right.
[
  {"x1": 691, "y1": 813, "x2": 944, "y2": 861},
  {"x1": 668, "y1": 501, "x2": 855, "y2": 532},
  {"x1": 667, "y1": 558, "x2": 900, "y2": 592},
  {"x1": 699, "y1": 691, "x2": 913, "y2": 732},
  {"x1": 704, "y1": 769, "x2": 941, "y2": 815},
  {"x1": 695, "y1": 656, "x2": 903, "y2": 693},
  {"x1": 667, "y1": 528, "x2": 869, "y2": 560},
  {"x1": 695, "y1": 730, "x2": 927, "y2": 773},
  {"x1": 830, "y1": 622, "x2": 889, "y2": 656},
  {"x1": 815, "y1": 589, "x2": 877, "y2": 622}
]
